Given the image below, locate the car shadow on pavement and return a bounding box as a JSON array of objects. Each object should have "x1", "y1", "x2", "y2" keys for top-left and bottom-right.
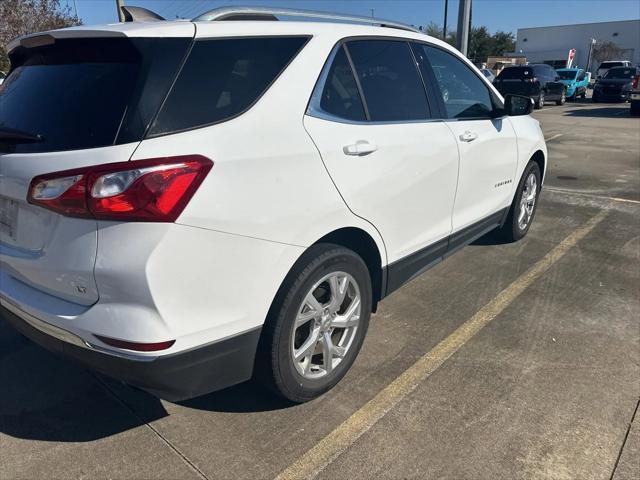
[
  {"x1": 0, "y1": 318, "x2": 169, "y2": 442},
  {"x1": 562, "y1": 105, "x2": 631, "y2": 118},
  {"x1": 177, "y1": 380, "x2": 295, "y2": 413},
  {"x1": 1, "y1": 318, "x2": 295, "y2": 442},
  {"x1": 471, "y1": 228, "x2": 513, "y2": 246}
]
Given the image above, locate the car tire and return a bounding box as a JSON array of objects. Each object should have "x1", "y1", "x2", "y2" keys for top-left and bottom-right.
[
  {"x1": 556, "y1": 90, "x2": 566, "y2": 105},
  {"x1": 255, "y1": 244, "x2": 372, "y2": 403},
  {"x1": 631, "y1": 102, "x2": 640, "y2": 116},
  {"x1": 580, "y1": 90, "x2": 586, "y2": 99},
  {"x1": 534, "y1": 91, "x2": 544, "y2": 109},
  {"x1": 497, "y1": 161, "x2": 541, "y2": 243},
  {"x1": 592, "y1": 92, "x2": 599, "y2": 103}
]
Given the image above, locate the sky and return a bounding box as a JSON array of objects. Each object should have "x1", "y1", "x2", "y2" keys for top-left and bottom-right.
[{"x1": 70, "y1": 0, "x2": 640, "y2": 34}]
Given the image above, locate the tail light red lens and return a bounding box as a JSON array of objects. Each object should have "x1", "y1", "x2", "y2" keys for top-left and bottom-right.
[
  {"x1": 28, "y1": 155, "x2": 213, "y2": 222},
  {"x1": 633, "y1": 75, "x2": 639, "y2": 89}
]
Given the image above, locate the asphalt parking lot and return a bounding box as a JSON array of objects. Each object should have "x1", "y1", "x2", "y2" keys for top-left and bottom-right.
[{"x1": 1, "y1": 98, "x2": 639, "y2": 480}]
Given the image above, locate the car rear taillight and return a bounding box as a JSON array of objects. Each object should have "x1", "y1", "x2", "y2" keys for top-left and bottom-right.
[
  {"x1": 28, "y1": 155, "x2": 213, "y2": 222},
  {"x1": 633, "y1": 75, "x2": 640, "y2": 89}
]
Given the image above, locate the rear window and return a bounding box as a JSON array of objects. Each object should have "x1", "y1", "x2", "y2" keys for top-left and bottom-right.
[
  {"x1": 0, "y1": 38, "x2": 190, "y2": 154},
  {"x1": 603, "y1": 67, "x2": 635, "y2": 79},
  {"x1": 600, "y1": 62, "x2": 625, "y2": 69},
  {"x1": 557, "y1": 70, "x2": 577, "y2": 80},
  {"x1": 497, "y1": 67, "x2": 533, "y2": 79},
  {"x1": 148, "y1": 36, "x2": 309, "y2": 136}
]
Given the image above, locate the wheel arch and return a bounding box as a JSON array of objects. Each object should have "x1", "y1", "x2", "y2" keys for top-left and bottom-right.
[
  {"x1": 312, "y1": 227, "x2": 385, "y2": 312},
  {"x1": 530, "y1": 149, "x2": 546, "y2": 184}
]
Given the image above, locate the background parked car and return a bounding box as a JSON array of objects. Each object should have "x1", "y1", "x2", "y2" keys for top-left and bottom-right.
[
  {"x1": 592, "y1": 66, "x2": 637, "y2": 102},
  {"x1": 480, "y1": 68, "x2": 495, "y2": 83},
  {"x1": 494, "y1": 64, "x2": 566, "y2": 109},
  {"x1": 630, "y1": 73, "x2": 640, "y2": 115},
  {"x1": 556, "y1": 68, "x2": 589, "y2": 100},
  {"x1": 596, "y1": 60, "x2": 632, "y2": 80}
]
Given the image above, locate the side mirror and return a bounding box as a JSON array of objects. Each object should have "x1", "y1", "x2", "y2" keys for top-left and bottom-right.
[
  {"x1": 504, "y1": 94, "x2": 534, "y2": 116},
  {"x1": 555, "y1": 76, "x2": 561, "y2": 81}
]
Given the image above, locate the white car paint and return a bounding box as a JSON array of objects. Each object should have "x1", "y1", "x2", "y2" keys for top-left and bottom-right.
[{"x1": 0, "y1": 19, "x2": 546, "y2": 391}]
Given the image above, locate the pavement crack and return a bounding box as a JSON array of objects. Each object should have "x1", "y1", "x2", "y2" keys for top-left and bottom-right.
[
  {"x1": 609, "y1": 397, "x2": 640, "y2": 480},
  {"x1": 89, "y1": 372, "x2": 210, "y2": 480}
]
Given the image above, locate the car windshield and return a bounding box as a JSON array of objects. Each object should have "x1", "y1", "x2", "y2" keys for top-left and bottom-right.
[
  {"x1": 497, "y1": 67, "x2": 532, "y2": 79},
  {"x1": 599, "y1": 62, "x2": 624, "y2": 69},
  {"x1": 603, "y1": 68, "x2": 635, "y2": 79},
  {"x1": 557, "y1": 70, "x2": 577, "y2": 80}
]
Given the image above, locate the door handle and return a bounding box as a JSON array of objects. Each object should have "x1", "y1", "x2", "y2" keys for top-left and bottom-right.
[
  {"x1": 459, "y1": 131, "x2": 478, "y2": 142},
  {"x1": 343, "y1": 141, "x2": 378, "y2": 156}
]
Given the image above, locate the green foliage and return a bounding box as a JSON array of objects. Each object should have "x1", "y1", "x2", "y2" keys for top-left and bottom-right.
[
  {"x1": 0, "y1": 0, "x2": 81, "y2": 72},
  {"x1": 422, "y1": 22, "x2": 515, "y2": 62}
]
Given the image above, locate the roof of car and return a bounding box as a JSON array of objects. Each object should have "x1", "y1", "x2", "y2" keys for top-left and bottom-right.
[{"x1": 8, "y1": 19, "x2": 443, "y2": 53}]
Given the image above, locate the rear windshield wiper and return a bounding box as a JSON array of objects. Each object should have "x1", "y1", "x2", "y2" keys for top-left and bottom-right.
[{"x1": 0, "y1": 126, "x2": 44, "y2": 143}]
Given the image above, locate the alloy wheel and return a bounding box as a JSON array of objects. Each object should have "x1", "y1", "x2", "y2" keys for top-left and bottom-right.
[
  {"x1": 518, "y1": 172, "x2": 537, "y2": 230},
  {"x1": 290, "y1": 271, "x2": 361, "y2": 379}
]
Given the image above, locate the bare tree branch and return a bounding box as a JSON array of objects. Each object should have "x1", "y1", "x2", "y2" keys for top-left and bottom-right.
[{"x1": 0, "y1": 0, "x2": 81, "y2": 72}]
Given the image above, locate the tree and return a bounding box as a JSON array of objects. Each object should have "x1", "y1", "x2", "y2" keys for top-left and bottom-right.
[
  {"x1": 424, "y1": 21, "x2": 445, "y2": 40},
  {"x1": 0, "y1": 0, "x2": 80, "y2": 72},
  {"x1": 422, "y1": 22, "x2": 515, "y2": 62},
  {"x1": 592, "y1": 40, "x2": 626, "y2": 65}
]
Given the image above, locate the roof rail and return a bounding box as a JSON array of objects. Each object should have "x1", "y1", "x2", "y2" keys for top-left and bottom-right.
[{"x1": 192, "y1": 6, "x2": 422, "y2": 34}]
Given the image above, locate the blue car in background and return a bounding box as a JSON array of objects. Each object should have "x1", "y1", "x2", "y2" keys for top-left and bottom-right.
[{"x1": 556, "y1": 68, "x2": 589, "y2": 100}]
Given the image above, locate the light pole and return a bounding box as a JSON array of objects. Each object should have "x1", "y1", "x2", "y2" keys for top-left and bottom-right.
[
  {"x1": 443, "y1": 0, "x2": 448, "y2": 40},
  {"x1": 586, "y1": 38, "x2": 596, "y2": 72},
  {"x1": 456, "y1": 0, "x2": 471, "y2": 56}
]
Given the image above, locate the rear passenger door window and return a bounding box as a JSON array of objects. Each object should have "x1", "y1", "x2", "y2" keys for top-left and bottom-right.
[
  {"x1": 414, "y1": 44, "x2": 494, "y2": 119},
  {"x1": 345, "y1": 40, "x2": 430, "y2": 121},
  {"x1": 318, "y1": 46, "x2": 367, "y2": 122}
]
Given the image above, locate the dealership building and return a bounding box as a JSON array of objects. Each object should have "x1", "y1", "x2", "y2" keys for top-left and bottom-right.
[{"x1": 515, "y1": 19, "x2": 640, "y2": 71}]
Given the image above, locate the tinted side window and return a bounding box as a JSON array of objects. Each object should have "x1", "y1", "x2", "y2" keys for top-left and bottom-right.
[
  {"x1": 150, "y1": 37, "x2": 308, "y2": 136},
  {"x1": 346, "y1": 40, "x2": 429, "y2": 121},
  {"x1": 0, "y1": 38, "x2": 189, "y2": 153},
  {"x1": 319, "y1": 46, "x2": 366, "y2": 121},
  {"x1": 419, "y1": 45, "x2": 494, "y2": 119}
]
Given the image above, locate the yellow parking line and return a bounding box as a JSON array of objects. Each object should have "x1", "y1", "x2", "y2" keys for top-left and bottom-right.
[
  {"x1": 275, "y1": 208, "x2": 610, "y2": 480},
  {"x1": 545, "y1": 133, "x2": 563, "y2": 142},
  {"x1": 545, "y1": 187, "x2": 640, "y2": 205}
]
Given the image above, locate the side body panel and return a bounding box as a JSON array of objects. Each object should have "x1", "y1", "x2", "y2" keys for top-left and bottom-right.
[
  {"x1": 445, "y1": 118, "x2": 519, "y2": 231},
  {"x1": 303, "y1": 116, "x2": 459, "y2": 263}
]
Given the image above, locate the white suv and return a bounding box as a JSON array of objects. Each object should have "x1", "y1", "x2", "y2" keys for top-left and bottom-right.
[{"x1": 0, "y1": 7, "x2": 546, "y2": 403}]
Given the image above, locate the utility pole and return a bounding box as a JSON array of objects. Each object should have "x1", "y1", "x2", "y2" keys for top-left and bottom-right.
[
  {"x1": 456, "y1": 0, "x2": 471, "y2": 56},
  {"x1": 443, "y1": 0, "x2": 448, "y2": 40},
  {"x1": 586, "y1": 38, "x2": 596, "y2": 72},
  {"x1": 370, "y1": 8, "x2": 375, "y2": 18},
  {"x1": 116, "y1": 0, "x2": 125, "y2": 22}
]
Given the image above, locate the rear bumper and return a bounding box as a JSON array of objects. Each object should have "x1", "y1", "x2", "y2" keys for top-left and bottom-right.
[
  {"x1": 594, "y1": 89, "x2": 629, "y2": 101},
  {"x1": 1, "y1": 303, "x2": 261, "y2": 401}
]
